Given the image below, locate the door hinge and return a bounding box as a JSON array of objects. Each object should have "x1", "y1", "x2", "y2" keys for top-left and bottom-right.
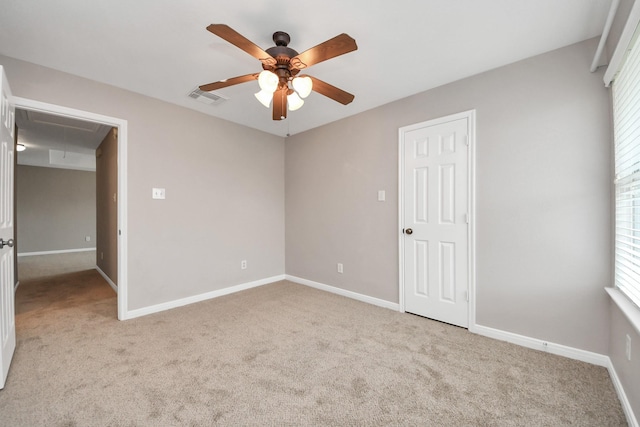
[
  {"x1": 465, "y1": 291, "x2": 469, "y2": 302},
  {"x1": 464, "y1": 213, "x2": 470, "y2": 224},
  {"x1": 464, "y1": 135, "x2": 469, "y2": 146}
]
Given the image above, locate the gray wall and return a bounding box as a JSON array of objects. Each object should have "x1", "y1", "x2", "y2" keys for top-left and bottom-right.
[
  {"x1": 96, "y1": 128, "x2": 118, "y2": 284},
  {"x1": 16, "y1": 165, "x2": 96, "y2": 253},
  {"x1": 1, "y1": 54, "x2": 285, "y2": 311},
  {"x1": 286, "y1": 38, "x2": 612, "y2": 355}
]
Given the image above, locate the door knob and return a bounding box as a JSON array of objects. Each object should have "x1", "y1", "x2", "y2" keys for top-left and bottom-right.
[
  {"x1": 405, "y1": 228, "x2": 413, "y2": 235},
  {"x1": 0, "y1": 238, "x2": 14, "y2": 249}
]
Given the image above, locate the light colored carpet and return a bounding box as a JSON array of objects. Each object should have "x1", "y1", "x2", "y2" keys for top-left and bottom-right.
[
  {"x1": 0, "y1": 272, "x2": 627, "y2": 426},
  {"x1": 17, "y1": 250, "x2": 97, "y2": 281}
]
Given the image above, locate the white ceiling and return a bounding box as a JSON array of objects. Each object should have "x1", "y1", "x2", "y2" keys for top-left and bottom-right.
[
  {"x1": 0, "y1": 0, "x2": 611, "y2": 138},
  {"x1": 15, "y1": 109, "x2": 112, "y2": 170}
]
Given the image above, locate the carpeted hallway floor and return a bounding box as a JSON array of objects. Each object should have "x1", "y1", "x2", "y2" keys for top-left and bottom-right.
[{"x1": 0, "y1": 270, "x2": 628, "y2": 426}]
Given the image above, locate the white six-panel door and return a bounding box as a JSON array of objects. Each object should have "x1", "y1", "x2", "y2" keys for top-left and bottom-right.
[
  {"x1": 400, "y1": 113, "x2": 471, "y2": 328},
  {"x1": 0, "y1": 66, "x2": 15, "y2": 389}
]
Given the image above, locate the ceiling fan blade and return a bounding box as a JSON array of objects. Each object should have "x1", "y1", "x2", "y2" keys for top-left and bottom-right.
[
  {"x1": 290, "y1": 33, "x2": 357, "y2": 70},
  {"x1": 206, "y1": 24, "x2": 276, "y2": 67},
  {"x1": 308, "y1": 76, "x2": 355, "y2": 105},
  {"x1": 199, "y1": 73, "x2": 259, "y2": 92},
  {"x1": 272, "y1": 88, "x2": 287, "y2": 121}
]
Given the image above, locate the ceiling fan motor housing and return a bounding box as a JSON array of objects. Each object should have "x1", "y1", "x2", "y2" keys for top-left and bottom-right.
[{"x1": 265, "y1": 33, "x2": 300, "y2": 87}]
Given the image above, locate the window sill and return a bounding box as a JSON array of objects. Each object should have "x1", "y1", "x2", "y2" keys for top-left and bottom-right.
[{"x1": 606, "y1": 287, "x2": 640, "y2": 336}]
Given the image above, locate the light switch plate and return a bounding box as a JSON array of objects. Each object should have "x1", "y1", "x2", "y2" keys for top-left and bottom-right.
[
  {"x1": 152, "y1": 188, "x2": 166, "y2": 199},
  {"x1": 378, "y1": 190, "x2": 386, "y2": 202}
]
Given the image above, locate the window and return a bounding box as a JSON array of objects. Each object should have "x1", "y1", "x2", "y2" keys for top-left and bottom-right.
[{"x1": 613, "y1": 25, "x2": 640, "y2": 308}]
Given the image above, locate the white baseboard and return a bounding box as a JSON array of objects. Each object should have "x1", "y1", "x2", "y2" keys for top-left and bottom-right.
[
  {"x1": 18, "y1": 248, "x2": 96, "y2": 257},
  {"x1": 470, "y1": 324, "x2": 636, "y2": 426},
  {"x1": 607, "y1": 358, "x2": 639, "y2": 427},
  {"x1": 470, "y1": 324, "x2": 609, "y2": 366},
  {"x1": 286, "y1": 275, "x2": 400, "y2": 311},
  {"x1": 95, "y1": 266, "x2": 117, "y2": 294},
  {"x1": 124, "y1": 275, "x2": 286, "y2": 320}
]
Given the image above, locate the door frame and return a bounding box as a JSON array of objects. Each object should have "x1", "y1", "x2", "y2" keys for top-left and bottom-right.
[
  {"x1": 13, "y1": 96, "x2": 128, "y2": 321},
  {"x1": 398, "y1": 109, "x2": 476, "y2": 328}
]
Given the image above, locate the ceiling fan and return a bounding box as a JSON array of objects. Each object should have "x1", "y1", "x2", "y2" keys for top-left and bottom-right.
[{"x1": 199, "y1": 24, "x2": 358, "y2": 120}]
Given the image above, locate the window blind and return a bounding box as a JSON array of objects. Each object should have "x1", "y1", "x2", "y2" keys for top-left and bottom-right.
[{"x1": 613, "y1": 25, "x2": 640, "y2": 308}]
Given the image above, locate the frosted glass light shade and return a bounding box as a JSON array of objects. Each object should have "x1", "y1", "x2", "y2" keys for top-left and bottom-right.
[
  {"x1": 287, "y1": 92, "x2": 304, "y2": 111},
  {"x1": 258, "y1": 70, "x2": 279, "y2": 93},
  {"x1": 292, "y1": 76, "x2": 313, "y2": 98},
  {"x1": 254, "y1": 89, "x2": 273, "y2": 108},
  {"x1": 16, "y1": 144, "x2": 26, "y2": 152}
]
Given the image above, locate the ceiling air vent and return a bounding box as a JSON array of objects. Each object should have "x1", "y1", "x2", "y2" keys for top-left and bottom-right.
[{"x1": 188, "y1": 88, "x2": 228, "y2": 105}]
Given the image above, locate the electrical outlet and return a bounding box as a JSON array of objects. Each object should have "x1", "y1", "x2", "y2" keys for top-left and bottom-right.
[
  {"x1": 85, "y1": 235, "x2": 91, "y2": 242},
  {"x1": 241, "y1": 260, "x2": 247, "y2": 270},
  {"x1": 626, "y1": 334, "x2": 632, "y2": 361},
  {"x1": 100, "y1": 252, "x2": 104, "y2": 260},
  {"x1": 337, "y1": 263, "x2": 343, "y2": 274}
]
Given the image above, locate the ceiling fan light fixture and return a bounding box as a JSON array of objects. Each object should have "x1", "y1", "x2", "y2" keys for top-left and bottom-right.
[
  {"x1": 287, "y1": 91, "x2": 304, "y2": 111},
  {"x1": 258, "y1": 70, "x2": 279, "y2": 93},
  {"x1": 292, "y1": 76, "x2": 313, "y2": 98},
  {"x1": 200, "y1": 25, "x2": 357, "y2": 120},
  {"x1": 255, "y1": 89, "x2": 273, "y2": 108}
]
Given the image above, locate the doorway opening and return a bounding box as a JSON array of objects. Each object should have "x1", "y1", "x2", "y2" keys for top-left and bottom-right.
[
  {"x1": 15, "y1": 109, "x2": 110, "y2": 282},
  {"x1": 12, "y1": 97, "x2": 128, "y2": 320}
]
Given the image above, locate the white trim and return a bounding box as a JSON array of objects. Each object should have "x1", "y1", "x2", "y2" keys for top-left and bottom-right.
[
  {"x1": 591, "y1": 0, "x2": 621, "y2": 72},
  {"x1": 123, "y1": 275, "x2": 285, "y2": 320},
  {"x1": 398, "y1": 126, "x2": 405, "y2": 312},
  {"x1": 11, "y1": 97, "x2": 128, "y2": 321},
  {"x1": 95, "y1": 266, "x2": 117, "y2": 294},
  {"x1": 471, "y1": 324, "x2": 609, "y2": 367},
  {"x1": 286, "y1": 275, "x2": 400, "y2": 311},
  {"x1": 17, "y1": 248, "x2": 96, "y2": 257},
  {"x1": 607, "y1": 358, "x2": 639, "y2": 427},
  {"x1": 397, "y1": 110, "x2": 477, "y2": 327},
  {"x1": 467, "y1": 112, "x2": 477, "y2": 328},
  {"x1": 606, "y1": 287, "x2": 640, "y2": 336},
  {"x1": 604, "y1": 0, "x2": 640, "y2": 86},
  {"x1": 117, "y1": 121, "x2": 128, "y2": 320}
]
